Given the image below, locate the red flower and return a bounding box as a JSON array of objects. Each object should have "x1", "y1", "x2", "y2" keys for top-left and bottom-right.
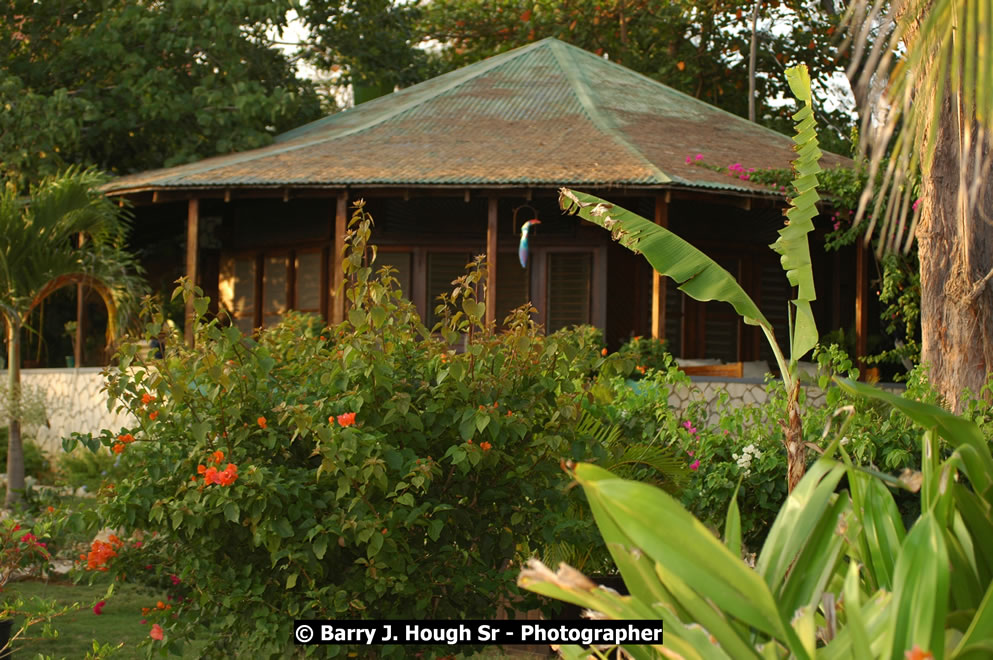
[
  {"x1": 336, "y1": 412, "x2": 356, "y2": 427},
  {"x1": 149, "y1": 411, "x2": 159, "y2": 421},
  {"x1": 141, "y1": 393, "x2": 154, "y2": 405},
  {"x1": 211, "y1": 450, "x2": 224, "y2": 465},
  {"x1": 257, "y1": 416, "x2": 267, "y2": 429},
  {"x1": 150, "y1": 624, "x2": 164, "y2": 641},
  {"x1": 601, "y1": 347, "x2": 608, "y2": 356},
  {"x1": 93, "y1": 600, "x2": 106, "y2": 615},
  {"x1": 112, "y1": 443, "x2": 125, "y2": 455},
  {"x1": 480, "y1": 441, "x2": 492, "y2": 451}
]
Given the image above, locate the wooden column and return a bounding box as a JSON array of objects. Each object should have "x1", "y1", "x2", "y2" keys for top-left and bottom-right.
[
  {"x1": 486, "y1": 197, "x2": 498, "y2": 327},
  {"x1": 651, "y1": 194, "x2": 669, "y2": 340},
  {"x1": 855, "y1": 239, "x2": 869, "y2": 376},
  {"x1": 332, "y1": 193, "x2": 348, "y2": 325},
  {"x1": 184, "y1": 198, "x2": 199, "y2": 348}
]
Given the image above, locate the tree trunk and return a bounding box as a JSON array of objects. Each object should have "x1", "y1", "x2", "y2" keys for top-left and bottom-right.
[
  {"x1": 916, "y1": 90, "x2": 993, "y2": 412},
  {"x1": 784, "y1": 378, "x2": 805, "y2": 493},
  {"x1": 5, "y1": 320, "x2": 24, "y2": 507}
]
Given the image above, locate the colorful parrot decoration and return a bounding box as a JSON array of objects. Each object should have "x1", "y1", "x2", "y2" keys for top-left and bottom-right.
[{"x1": 518, "y1": 219, "x2": 541, "y2": 268}]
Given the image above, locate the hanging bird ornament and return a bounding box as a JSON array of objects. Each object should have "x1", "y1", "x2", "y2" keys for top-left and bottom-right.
[{"x1": 518, "y1": 219, "x2": 541, "y2": 268}]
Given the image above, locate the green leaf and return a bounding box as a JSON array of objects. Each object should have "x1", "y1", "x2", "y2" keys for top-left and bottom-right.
[
  {"x1": 890, "y1": 514, "x2": 949, "y2": 660},
  {"x1": 368, "y1": 530, "x2": 384, "y2": 558},
  {"x1": 286, "y1": 572, "x2": 298, "y2": 590},
  {"x1": 725, "y1": 479, "x2": 742, "y2": 558},
  {"x1": 273, "y1": 518, "x2": 294, "y2": 538},
  {"x1": 427, "y1": 519, "x2": 443, "y2": 542},
  {"x1": 223, "y1": 501, "x2": 240, "y2": 523},
  {"x1": 313, "y1": 535, "x2": 328, "y2": 561}
]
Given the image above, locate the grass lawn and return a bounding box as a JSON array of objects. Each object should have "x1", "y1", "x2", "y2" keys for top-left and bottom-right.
[
  {"x1": 4, "y1": 578, "x2": 549, "y2": 659},
  {"x1": 5, "y1": 576, "x2": 180, "y2": 659}
]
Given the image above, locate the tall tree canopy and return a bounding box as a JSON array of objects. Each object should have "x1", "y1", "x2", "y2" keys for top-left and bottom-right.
[
  {"x1": 414, "y1": 0, "x2": 857, "y2": 152},
  {"x1": 0, "y1": 0, "x2": 322, "y2": 187}
]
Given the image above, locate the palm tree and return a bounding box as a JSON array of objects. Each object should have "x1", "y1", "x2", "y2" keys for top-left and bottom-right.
[
  {"x1": 0, "y1": 168, "x2": 133, "y2": 506},
  {"x1": 846, "y1": 0, "x2": 993, "y2": 410}
]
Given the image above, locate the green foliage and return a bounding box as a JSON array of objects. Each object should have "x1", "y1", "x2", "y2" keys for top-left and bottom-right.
[
  {"x1": 613, "y1": 336, "x2": 669, "y2": 375},
  {"x1": 418, "y1": 0, "x2": 856, "y2": 150},
  {"x1": 0, "y1": 430, "x2": 52, "y2": 483},
  {"x1": 519, "y1": 381, "x2": 993, "y2": 658},
  {"x1": 0, "y1": 0, "x2": 321, "y2": 185},
  {"x1": 73, "y1": 202, "x2": 670, "y2": 657}
]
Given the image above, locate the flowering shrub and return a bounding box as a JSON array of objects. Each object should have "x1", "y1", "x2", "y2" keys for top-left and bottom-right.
[{"x1": 72, "y1": 202, "x2": 634, "y2": 656}]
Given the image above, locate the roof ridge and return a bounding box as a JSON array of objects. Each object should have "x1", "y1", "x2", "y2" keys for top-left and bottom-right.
[
  {"x1": 548, "y1": 40, "x2": 672, "y2": 185},
  {"x1": 137, "y1": 40, "x2": 556, "y2": 187}
]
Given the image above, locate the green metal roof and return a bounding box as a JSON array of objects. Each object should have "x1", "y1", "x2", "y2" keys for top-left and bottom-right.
[{"x1": 103, "y1": 38, "x2": 848, "y2": 195}]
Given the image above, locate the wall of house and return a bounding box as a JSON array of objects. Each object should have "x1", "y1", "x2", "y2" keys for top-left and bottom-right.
[{"x1": 2, "y1": 368, "x2": 135, "y2": 454}]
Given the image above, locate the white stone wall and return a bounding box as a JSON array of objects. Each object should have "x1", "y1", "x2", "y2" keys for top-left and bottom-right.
[
  {"x1": 668, "y1": 376, "x2": 903, "y2": 426},
  {"x1": 2, "y1": 367, "x2": 135, "y2": 454}
]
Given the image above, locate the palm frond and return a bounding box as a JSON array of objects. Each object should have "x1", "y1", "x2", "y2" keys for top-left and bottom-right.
[{"x1": 845, "y1": 0, "x2": 993, "y2": 253}]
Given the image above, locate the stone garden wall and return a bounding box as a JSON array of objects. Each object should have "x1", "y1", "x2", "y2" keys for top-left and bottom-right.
[{"x1": 3, "y1": 367, "x2": 135, "y2": 454}]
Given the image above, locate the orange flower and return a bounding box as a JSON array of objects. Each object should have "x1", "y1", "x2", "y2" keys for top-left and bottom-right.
[
  {"x1": 211, "y1": 450, "x2": 224, "y2": 465},
  {"x1": 150, "y1": 624, "x2": 164, "y2": 641},
  {"x1": 905, "y1": 647, "x2": 934, "y2": 660},
  {"x1": 141, "y1": 393, "x2": 154, "y2": 405},
  {"x1": 257, "y1": 416, "x2": 267, "y2": 429},
  {"x1": 216, "y1": 464, "x2": 238, "y2": 486},
  {"x1": 636, "y1": 365, "x2": 647, "y2": 374},
  {"x1": 117, "y1": 433, "x2": 135, "y2": 443},
  {"x1": 156, "y1": 601, "x2": 166, "y2": 610},
  {"x1": 149, "y1": 411, "x2": 159, "y2": 420},
  {"x1": 197, "y1": 464, "x2": 207, "y2": 474},
  {"x1": 336, "y1": 412, "x2": 356, "y2": 427},
  {"x1": 466, "y1": 439, "x2": 473, "y2": 445},
  {"x1": 601, "y1": 347, "x2": 608, "y2": 356},
  {"x1": 112, "y1": 443, "x2": 125, "y2": 455},
  {"x1": 480, "y1": 441, "x2": 492, "y2": 451}
]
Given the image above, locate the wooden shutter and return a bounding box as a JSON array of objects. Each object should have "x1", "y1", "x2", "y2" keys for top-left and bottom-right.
[
  {"x1": 219, "y1": 255, "x2": 257, "y2": 334},
  {"x1": 496, "y1": 251, "x2": 530, "y2": 326},
  {"x1": 547, "y1": 252, "x2": 592, "y2": 333},
  {"x1": 294, "y1": 251, "x2": 322, "y2": 314},
  {"x1": 263, "y1": 255, "x2": 289, "y2": 327},
  {"x1": 427, "y1": 252, "x2": 471, "y2": 327},
  {"x1": 376, "y1": 251, "x2": 413, "y2": 300}
]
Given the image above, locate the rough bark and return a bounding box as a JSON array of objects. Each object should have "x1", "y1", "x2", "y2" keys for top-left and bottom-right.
[
  {"x1": 784, "y1": 378, "x2": 805, "y2": 493},
  {"x1": 5, "y1": 320, "x2": 24, "y2": 507},
  {"x1": 915, "y1": 62, "x2": 993, "y2": 412}
]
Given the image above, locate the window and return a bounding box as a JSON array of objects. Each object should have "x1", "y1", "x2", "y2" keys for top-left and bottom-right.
[
  {"x1": 546, "y1": 252, "x2": 592, "y2": 332},
  {"x1": 220, "y1": 249, "x2": 327, "y2": 330},
  {"x1": 427, "y1": 252, "x2": 472, "y2": 327}
]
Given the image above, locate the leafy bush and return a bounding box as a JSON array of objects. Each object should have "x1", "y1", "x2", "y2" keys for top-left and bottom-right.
[
  {"x1": 613, "y1": 336, "x2": 670, "y2": 376},
  {"x1": 520, "y1": 380, "x2": 993, "y2": 659},
  {"x1": 73, "y1": 202, "x2": 667, "y2": 657}
]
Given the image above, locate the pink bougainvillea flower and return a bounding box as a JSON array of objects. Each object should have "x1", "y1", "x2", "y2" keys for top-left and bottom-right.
[
  {"x1": 685, "y1": 155, "x2": 692, "y2": 164},
  {"x1": 336, "y1": 412, "x2": 357, "y2": 427},
  {"x1": 912, "y1": 198, "x2": 922, "y2": 212},
  {"x1": 150, "y1": 624, "x2": 164, "y2": 640},
  {"x1": 170, "y1": 574, "x2": 181, "y2": 585},
  {"x1": 689, "y1": 459, "x2": 700, "y2": 471},
  {"x1": 93, "y1": 600, "x2": 106, "y2": 615},
  {"x1": 695, "y1": 153, "x2": 703, "y2": 160},
  {"x1": 687, "y1": 450, "x2": 695, "y2": 457}
]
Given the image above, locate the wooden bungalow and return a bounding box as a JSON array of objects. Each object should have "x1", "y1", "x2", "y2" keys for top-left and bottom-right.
[{"x1": 102, "y1": 38, "x2": 870, "y2": 365}]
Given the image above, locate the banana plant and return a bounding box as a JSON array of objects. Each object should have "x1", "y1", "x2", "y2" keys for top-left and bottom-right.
[
  {"x1": 559, "y1": 65, "x2": 823, "y2": 492},
  {"x1": 518, "y1": 384, "x2": 993, "y2": 658}
]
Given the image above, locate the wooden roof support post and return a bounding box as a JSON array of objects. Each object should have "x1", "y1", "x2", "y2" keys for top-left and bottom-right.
[
  {"x1": 184, "y1": 198, "x2": 199, "y2": 348},
  {"x1": 651, "y1": 194, "x2": 669, "y2": 340},
  {"x1": 855, "y1": 239, "x2": 869, "y2": 377},
  {"x1": 486, "y1": 197, "x2": 498, "y2": 327},
  {"x1": 332, "y1": 193, "x2": 348, "y2": 325},
  {"x1": 75, "y1": 234, "x2": 86, "y2": 367}
]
